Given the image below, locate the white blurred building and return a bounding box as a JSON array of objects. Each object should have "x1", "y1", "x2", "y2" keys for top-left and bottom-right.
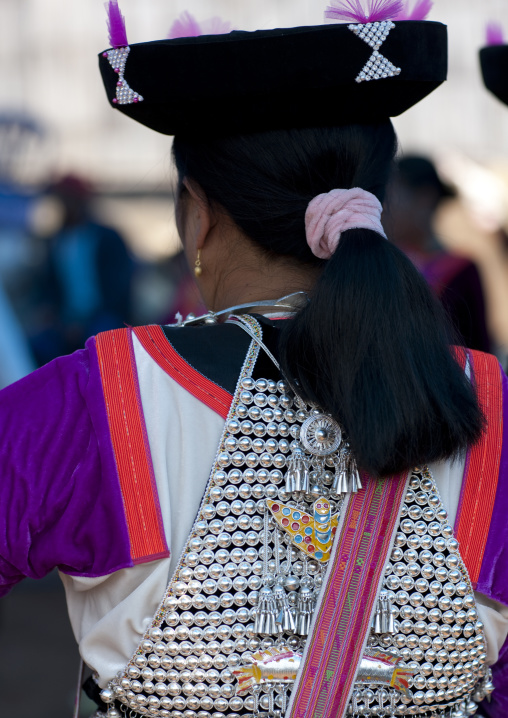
[{"x1": 0, "y1": 0, "x2": 508, "y2": 187}]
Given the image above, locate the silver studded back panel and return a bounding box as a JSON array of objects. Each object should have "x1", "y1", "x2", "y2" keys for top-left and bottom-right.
[{"x1": 99, "y1": 327, "x2": 491, "y2": 718}]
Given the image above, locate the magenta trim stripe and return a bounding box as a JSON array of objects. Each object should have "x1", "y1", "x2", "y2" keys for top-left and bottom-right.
[{"x1": 288, "y1": 472, "x2": 409, "y2": 718}]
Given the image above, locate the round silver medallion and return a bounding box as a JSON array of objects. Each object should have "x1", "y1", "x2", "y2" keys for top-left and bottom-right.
[{"x1": 299, "y1": 414, "x2": 342, "y2": 456}]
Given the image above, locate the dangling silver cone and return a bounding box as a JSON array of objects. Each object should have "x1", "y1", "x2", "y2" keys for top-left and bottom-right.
[
  {"x1": 297, "y1": 465, "x2": 310, "y2": 493},
  {"x1": 333, "y1": 469, "x2": 348, "y2": 495},
  {"x1": 286, "y1": 471, "x2": 296, "y2": 494},
  {"x1": 350, "y1": 468, "x2": 362, "y2": 493},
  {"x1": 295, "y1": 587, "x2": 314, "y2": 636},
  {"x1": 339, "y1": 470, "x2": 349, "y2": 494},
  {"x1": 296, "y1": 611, "x2": 312, "y2": 636},
  {"x1": 277, "y1": 605, "x2": 296, "y2": 632}
]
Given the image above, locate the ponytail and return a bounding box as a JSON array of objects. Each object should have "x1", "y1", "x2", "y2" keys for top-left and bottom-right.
[
  {"x1": 278, "y1": 229, "x2": 483, "y2": 476},
  {"x1": 173, "y1": 124, "x2": 484, "y2": 477}
]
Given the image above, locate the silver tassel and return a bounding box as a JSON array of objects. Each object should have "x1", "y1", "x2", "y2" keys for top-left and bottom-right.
[
  {"x1": 349, "y1": 456, "x2": 363, "y2": 494},
  {"x1": 372, "y1": 591, "x2": 394, "y2": 635},
  {"x1": 377, "y1": 688, "x2": 389, "y2": 710},
  {"x1": 388, "y1": 690, "x2": 397, "y2": 718},
  {"x1": 272, "y1": 524, "x2": 296, "y2": 633},
  {"x1": 254, "y1": 586, "x2": 279, "y2": 635},
  {"x1": 362, "y1": 689, "x2": 375, "y2": 714},
  {"x1": 332, "y1": 449, "x2": 348, "y2": 495},
  {"x1": 273, "y1": 582, "x2": 296, "y2": 632},
  {"x1": 269, "y1": 688, "x2": 275, "y2": 715},
  {"x1": 351, "y1": 689, "x2": 360, "y2": 714},
  {"x1": 333, "y1": 447, "x2": 362, "y2": 496},
  {"x1": 332, "y1": 467, "x2": 348, "y2": 495},
  {"x1": 295, "y1": 587, "x2": 314, "y2": 636},
  {"x1": 285, "y1": 448, "x2": 310, "y2": 495}
]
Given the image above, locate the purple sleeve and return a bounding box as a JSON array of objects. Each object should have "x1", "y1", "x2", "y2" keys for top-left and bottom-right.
[
  {"x1": 477, "y1": 367, "x2": 508, "y2": 606},
  {"x1": 0, "y1": 337, "x2": 133, "y2": 597},
  {"x1": 477, "y1": 366, "x2": 508, "y2": 715}
]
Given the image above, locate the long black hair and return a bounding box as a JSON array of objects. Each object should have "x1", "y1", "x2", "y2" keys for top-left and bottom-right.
[{"x1": 173, "y1": 123, "x2": 483, "y2": 477}]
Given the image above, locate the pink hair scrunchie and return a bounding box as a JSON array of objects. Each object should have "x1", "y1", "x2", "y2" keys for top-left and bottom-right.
[{"x1": 305, "y1": 187, "x2": 386, "y2": 260}]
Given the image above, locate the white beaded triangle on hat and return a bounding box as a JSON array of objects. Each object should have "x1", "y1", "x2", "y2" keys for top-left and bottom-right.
[{"x1": 348, "y1": 21, "x2": 401, "y2": 83}]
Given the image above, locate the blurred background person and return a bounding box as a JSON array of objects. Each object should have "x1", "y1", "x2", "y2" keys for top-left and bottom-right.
[
  {"x1": 0, "y1": 114, "x2": 40, "y2": 386},
  {"x1": 385, "y1": 155, "x2": 491, "y2": 352},
  {"x1": 30, "y1": 175, "x2": 135, "y2": 365}
]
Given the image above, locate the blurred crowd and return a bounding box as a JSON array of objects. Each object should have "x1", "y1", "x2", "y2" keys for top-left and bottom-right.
[{"x1": 0, "y1": 114, "x2": 207, "y2": 390}]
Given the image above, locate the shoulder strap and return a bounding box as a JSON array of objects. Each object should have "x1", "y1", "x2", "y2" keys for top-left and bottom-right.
[
  {"x1": 95, "y1": 328, "x2": 168, "y2": 565},
  {"x1": 454, "y1": 348, "x2": 505, "y2": 593},
  {"x1": 287, "y1": 472, "x2": 410, "y2": 718}
]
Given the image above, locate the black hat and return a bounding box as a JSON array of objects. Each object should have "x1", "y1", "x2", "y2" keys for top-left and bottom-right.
[
  {"x1": 480, "y1": 45, "x2": 508, "y2": 107},
  {"x1": 99, "y1": 18, "x2": 447, "y2": 137}
]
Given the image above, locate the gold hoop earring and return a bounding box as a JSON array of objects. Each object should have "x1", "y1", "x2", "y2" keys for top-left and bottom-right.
[{"x1": 194, "y1": 250, "x2": 202, "y2": 278}]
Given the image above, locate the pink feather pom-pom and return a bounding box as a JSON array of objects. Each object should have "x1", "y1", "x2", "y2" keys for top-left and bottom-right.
[
  {"x1": 325, "y1": 0, "x2": 404, "y2": 24},
  {"x1": 168, "y1": 11, "x2": 232, "y2": 39},
  {"x1": 394, "y1": 0, "x2": 432, "y2": 21},
  {"x1": 168, "y1": 11, "x2": 202, "y2": 39},
  {"x1": 486, "y1": 22, "x2": 505, "y2": 46},
  {"x1": 105, "y1": 0, "x2": 128, "y2": 48}
]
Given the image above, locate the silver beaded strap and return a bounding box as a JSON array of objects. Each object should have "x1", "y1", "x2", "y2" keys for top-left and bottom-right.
[{"x1": 226, "y1": 316, "x2": 281, "y2": 371}]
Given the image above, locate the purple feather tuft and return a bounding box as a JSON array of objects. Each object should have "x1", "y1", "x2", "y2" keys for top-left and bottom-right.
[
  {"x1": 394, "y1": 0, "x2": 432, "y2": 21},
  {"x1": 325, "y1": 0, "x2": 404, "y2": 24},
  {"x1": 168, "y1": 11, "x2": 202, "y2": 39},
  {"x1": 105, "y1": 0, "x2": 128, "y2": 48},
  {"x1": 486, "y1": 22, "x2": 505, "y2": 46},
  {"x1": 168, "y1": 11, "x2": 232, "y2": 39}
]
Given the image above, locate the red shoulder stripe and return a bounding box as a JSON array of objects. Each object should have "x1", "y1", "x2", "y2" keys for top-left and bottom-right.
[
  {"x1": 454, "y1": 349, "x2": 503, "y2": 587},
  {"x1": 133, "y1": 325, "x2": 233, "y2": 420},
  {"x1": 95, "y1": 328, "x2": 169, "y2": 564}
]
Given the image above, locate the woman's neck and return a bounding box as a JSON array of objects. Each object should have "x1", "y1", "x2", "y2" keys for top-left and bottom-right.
[
  {"x1": 197, "y1": 231, "x2": 320, "y2": 313},
  {"x1": 209, "y1": 271, "x2": 317, "y2": 312}
]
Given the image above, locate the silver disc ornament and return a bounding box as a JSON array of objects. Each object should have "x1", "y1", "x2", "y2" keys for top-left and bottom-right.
[{"x1": 300, "y1": 414, "x2": 342, "y2": 456}]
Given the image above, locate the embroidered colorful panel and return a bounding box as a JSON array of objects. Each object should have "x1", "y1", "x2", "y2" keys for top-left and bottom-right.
[
  {"x1": 95, "y1": 328, "x2": 168, "y2": 564},
  {"x1": 454, "y1": 350, "x2": 503, "y2": 588},
  {"x1": 133, "y1": 325, "x2": 233, "y2": 419}
]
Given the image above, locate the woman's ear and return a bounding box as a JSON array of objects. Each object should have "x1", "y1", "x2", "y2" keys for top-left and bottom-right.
[{"x1": 179, "y1": 178, "x2": 214, "y2": 253}]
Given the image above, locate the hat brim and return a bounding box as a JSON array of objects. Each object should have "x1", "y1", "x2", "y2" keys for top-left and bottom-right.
[
  {"x1": 99, "y1": 21, "x2": 447, "y2": 137},
  {"x1": 480, "y1": 45, "x2": 508, "y2": 107}
]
